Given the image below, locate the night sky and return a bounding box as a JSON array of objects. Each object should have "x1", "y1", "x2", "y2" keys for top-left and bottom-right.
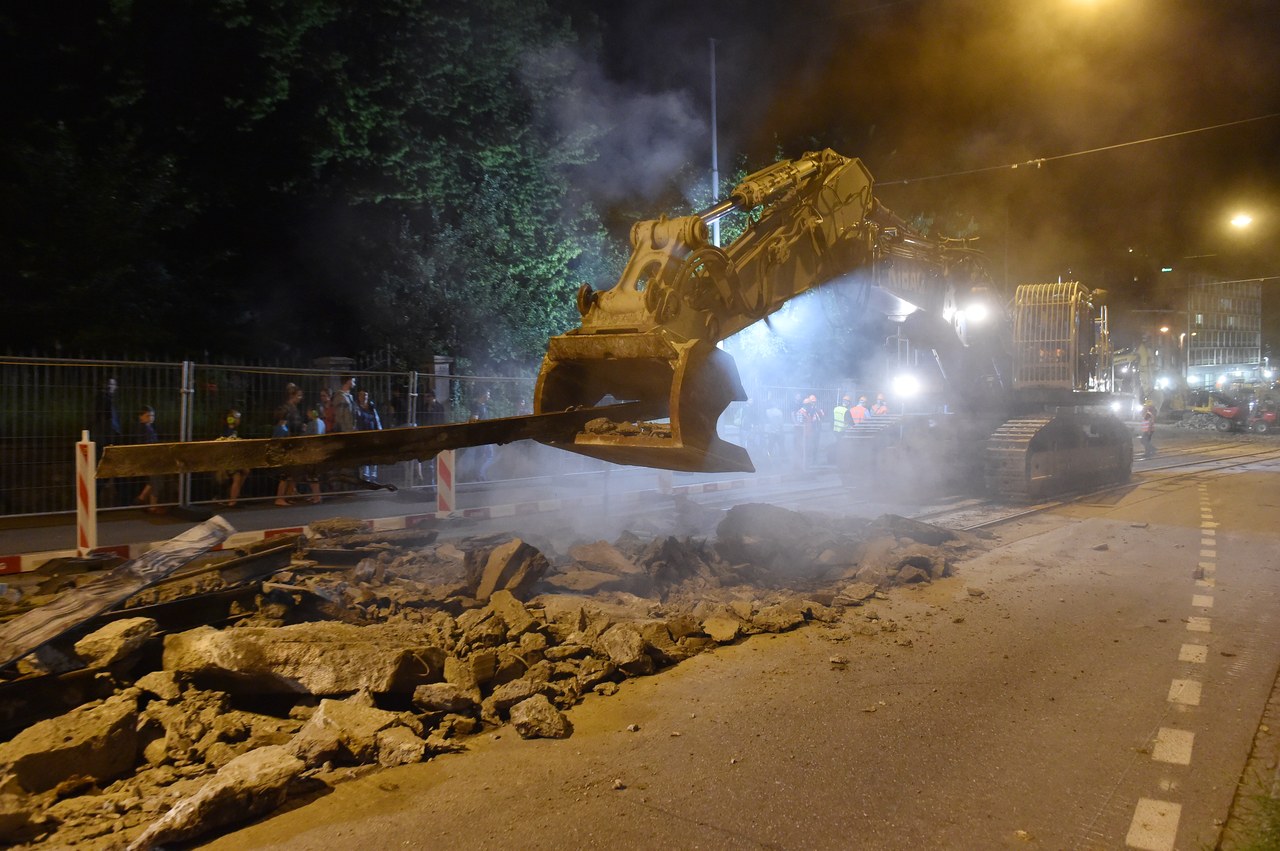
[
  {"x1": 593, "y1": 0, "x2": 1280, "y2": 345},
  {"x1": 5, "y1": 1, "x2": 1278, "y2": 359}
]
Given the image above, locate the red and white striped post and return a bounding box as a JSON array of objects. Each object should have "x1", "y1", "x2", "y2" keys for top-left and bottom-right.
[
  {"x1": 75, "y1": 430, "x2": 98, "y2": 557},
  {"x1": 436, "y1": 449, "x2": 456, "y2": 514}
]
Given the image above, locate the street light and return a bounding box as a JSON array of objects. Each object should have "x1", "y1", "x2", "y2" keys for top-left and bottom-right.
[{"x1": 1230, "y1": 213, "x2": 1253, "y2": 229}]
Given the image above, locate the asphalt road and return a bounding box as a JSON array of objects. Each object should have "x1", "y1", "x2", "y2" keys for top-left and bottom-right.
[{"x1": 197, "y1": 435, "x2": 1280, "y2": 851}]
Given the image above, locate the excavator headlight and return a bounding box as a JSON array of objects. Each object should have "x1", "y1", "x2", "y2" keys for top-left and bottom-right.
[
  {"x1": 962, "y1": 302, "x2": 990, "y2": 323},
  {"x1": 892, "y1": 373, "x2": 921, "y2": 398}
]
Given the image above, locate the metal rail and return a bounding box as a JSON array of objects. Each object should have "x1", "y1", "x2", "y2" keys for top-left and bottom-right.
[{"x1": 97, "y1": 401, "x2": 665, "y2": 478}]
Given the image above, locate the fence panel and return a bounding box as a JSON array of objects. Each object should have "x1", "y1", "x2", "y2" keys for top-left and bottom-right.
[
  {"x1": 0, "y1": 357, "x2": 567, "y2": 518},
  {"x1": 0, "y1": 358, "x2": 186, "y2": 516}
]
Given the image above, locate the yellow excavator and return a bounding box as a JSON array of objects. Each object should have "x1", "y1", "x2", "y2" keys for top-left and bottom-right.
[
  {"x1": 100, "y1": 149, "x2": 1132, "y2": 500},
  {"x1": 533, "y1": 149, "x2": 1131, "y2": 499}
]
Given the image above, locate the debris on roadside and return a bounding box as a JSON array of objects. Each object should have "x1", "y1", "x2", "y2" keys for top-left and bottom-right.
[{"x1": 0, "y1": 503, "x2": 986, "y2": 849}]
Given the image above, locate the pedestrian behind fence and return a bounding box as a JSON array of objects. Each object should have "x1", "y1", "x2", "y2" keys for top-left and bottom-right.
[
  {"x1": 215, "y1": 408, "x2": 249, "y2": 508},
  {"x1": 272, "y1": 406, "x2": 300, "y2": 506},
  {"x1": 470, "y1": 389, "x2": 496, "y2": 481},
  {"x1": 302, "y1": 405, "x2": 326, "y2": 502},
  {"x1": 421, "y1": 388, "x2": 446, "y2": 425},
  {"x1": 132, "y1": 405, "x2": 168, "y2": 514},
  {"x1": 331, "y1": 376, "x2": 356, "y2": 433},
  {"x1": 355, "y1": 389, "x2": 383, "y2": 479}
]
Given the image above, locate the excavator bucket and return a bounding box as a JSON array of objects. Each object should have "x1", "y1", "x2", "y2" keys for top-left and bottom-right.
[{"x1": 533, "y1": 331, "x2": 753, "y2": 473}]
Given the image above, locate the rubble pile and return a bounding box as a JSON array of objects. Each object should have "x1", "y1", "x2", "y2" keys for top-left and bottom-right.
[
  {"x1": 0, "y1": 504, "x2": 984, "y2": 849},
  {"x1": 1174, "y1": 412, "x2": 1227, "y2": 431}
]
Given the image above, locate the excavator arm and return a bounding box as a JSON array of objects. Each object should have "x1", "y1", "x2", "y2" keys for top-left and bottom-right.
[{"x1": 533, "y1": 149, "x2": 880, "y2": 472}]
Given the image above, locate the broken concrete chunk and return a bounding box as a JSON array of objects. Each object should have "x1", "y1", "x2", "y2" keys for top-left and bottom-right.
[
  {"x1": 485, "y1": 590, "x2": 538, "y2": 637},
  {"x1": 509, "y1": 694, "x2": 571, "y2": 739},
  {"x1": 469, "y1": 539, "x2": 549, "y2": 602},
  {"x1": 163, "y1": 622, "x2": 442, "y2": 695},
  {"x1": 0, "y1": 693, "x2": 138, "y2": 793},
  {"x1": 751, "y1": 603, "x2": 806, "y2": 633},
  {"x1": 291, "y1": 698, "x2": 408, "y2": 765},
  {"x1": 834, "y1": 582, "x2": 878, "y2": 606},
  {"x1": 0, "y1": 792, "x2": 49, "y2": 845},
  {"x1": 126, "y1": 745, "x2": 305, "y2": 850},
  {"x1": 702, "y1": 616, "x2": 741, "y2": 644},
  {"x1": 136, "y1": 670, "x2": 183, "y2": 701},
  {"x1": 715, "y1": 503, "x2": 815, "y2": 565},
  {"x1": 375, "y1": 727, "x2": 429, "y2": 767},
  {"x1": 597, "y1": 623, "x2": 655, "y2": 676},
  {"x1": 412, "y1": 683, "x2": 481, "y2": 715},
  {"x1": 73, "y1": 617, "x2": 158, "y2": 668},
  {"x1": 487, "y1": 678, "x2": 547, "y2": 715}
]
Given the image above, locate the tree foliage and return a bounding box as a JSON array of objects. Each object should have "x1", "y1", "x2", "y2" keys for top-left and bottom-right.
[{"x1": 1, "y1": 0, "x2": 613, "y2": 368}]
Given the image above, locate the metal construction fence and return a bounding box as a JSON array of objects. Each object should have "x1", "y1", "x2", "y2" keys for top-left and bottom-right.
[
  {"x1": 0, "y1": 356, "x2": 547, "y2": 517},
  {"x1": 1, "y1": 355, "x2": 868, "y2": 518}
]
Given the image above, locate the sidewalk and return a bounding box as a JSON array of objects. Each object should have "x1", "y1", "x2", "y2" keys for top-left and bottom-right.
[{"x1": 0, "y1": 469, "x2": 773, "y2": 573}]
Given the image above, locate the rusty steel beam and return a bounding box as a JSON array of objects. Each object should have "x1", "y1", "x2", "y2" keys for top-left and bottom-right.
[{"x1": 97, "y1": 401, "x2": 665, "y2": 478}]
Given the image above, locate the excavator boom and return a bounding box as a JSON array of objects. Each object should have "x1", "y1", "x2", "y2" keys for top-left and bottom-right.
[{"x1": 533, "y1": 149, "x2": 878, "y2": 471}]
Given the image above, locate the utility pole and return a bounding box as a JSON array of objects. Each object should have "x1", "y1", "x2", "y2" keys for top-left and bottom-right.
[{"x1": 709, "y1": 37, "x2": 720, "y2": 248}]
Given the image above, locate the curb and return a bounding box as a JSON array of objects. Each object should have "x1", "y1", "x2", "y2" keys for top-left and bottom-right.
[{"x1": 0, "y1": 475, "x2": 770, "y2": 575}]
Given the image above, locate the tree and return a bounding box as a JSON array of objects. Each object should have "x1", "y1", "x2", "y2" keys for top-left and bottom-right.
[{"x1": 1, "y1": 0, "x2": 615, "y2": 365}]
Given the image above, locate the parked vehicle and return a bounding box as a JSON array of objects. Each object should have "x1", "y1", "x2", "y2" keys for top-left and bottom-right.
[
  {"x1": 1210, "y1": 397, "x2": 1249, "y2": 432},
  {"x1": 1249, "y1": 402, "x2": 1278, "y2": 434}
]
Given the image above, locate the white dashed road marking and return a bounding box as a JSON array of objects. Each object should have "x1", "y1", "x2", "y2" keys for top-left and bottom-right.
[
  {"x1": 1168, "y1": 679, "x2": 1202, "y2": 706},
  {"x1": 1186, "y1": 616, "x2": 1212, "y2": 633},
  {"x1": 1152, "y1": 728, "x2": 1195, "y2": 765},
  {"x1": 1179, "y1": 643, "x2": 1208, "y2": 663},
  {"x1": 1191, "y1": 595, "x2": 1214, "y2": 608},
  {"x1": 1126, "y1": 798, "x2": 1182, "y2": 850}
]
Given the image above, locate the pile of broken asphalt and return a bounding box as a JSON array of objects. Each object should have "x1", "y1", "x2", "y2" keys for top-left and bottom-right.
[{"x1": 0, "y1": 502, "x2": 989, "y2": 850}]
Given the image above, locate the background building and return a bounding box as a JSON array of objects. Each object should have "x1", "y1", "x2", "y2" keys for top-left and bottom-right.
[{"x1": 1184, "y1": 272, "x2": 1264, "y2": 389}]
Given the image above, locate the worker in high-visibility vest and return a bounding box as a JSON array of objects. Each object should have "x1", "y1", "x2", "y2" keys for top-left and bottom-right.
[
  {"x1": 870, "y1": 393, "x2": 889, "y2": 416},
  {"x1": 1140, "y1": 399, "x2": 1157, "y2": 459},
  {"x1": 848, "y1": 395, "x2": 869, "y2": 426},
  {"x1": 833, "y1": 396, "x2": 852, "y2": 433}
]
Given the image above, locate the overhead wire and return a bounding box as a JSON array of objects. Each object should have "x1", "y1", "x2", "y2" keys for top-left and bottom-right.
[{"x1": 879, "y1": 112, "x2": 1280, "y2": 186}]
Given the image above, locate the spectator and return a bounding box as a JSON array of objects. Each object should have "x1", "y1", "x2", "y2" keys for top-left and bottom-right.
[
  {"x1": 91, "y1": 377, "x2": 121, "y2": 449},
  {"x1": 318, "y1": 388, "x2": 336, "y2": 433},
  {"x1": 215, "y1": 408, "x2": 248, "y2": 508},
  {"x1": 355, "y1": 389, "x2": 383, "y2": 432},
  {"x1": 302, "y1": 405, "x2": 326, "y2": 502},
  {"x1": 282, "y1": 382, "x2": 305, "y2": 436},
  {"x1": 795, "y1": 394, "x2": 824, "y2": 468},
  {"x1": 355, "y1": 389, "x2": 383, "y2": 479},
  {"x1": 272, "y1": 406, "x2": 299, "y2": 505},
  {"x1": 470, "y1": 389, "x2": 492, "y2": 421},
  {"x1": 421, "y1": 388, "x2": 446, "y2": 426},
  {"x1": 133, "y1": 405, "x2": 167, "y2": 514},
  {"x1": 332, "y1": 375, "x2": 356, "y2": 433}
]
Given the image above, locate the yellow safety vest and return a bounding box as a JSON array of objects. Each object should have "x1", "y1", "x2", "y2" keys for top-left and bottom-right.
[{"x1": 833, "y1": 405, "x2": 849, "y2": 432}]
